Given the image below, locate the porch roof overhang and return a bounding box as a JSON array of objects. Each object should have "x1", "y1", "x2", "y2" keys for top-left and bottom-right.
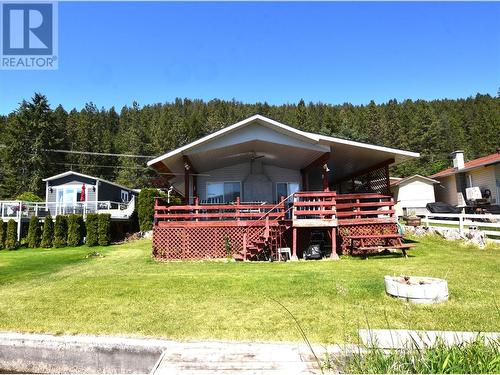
[{"x1": 147, "y1": 115, "x2": 420, "y2": 182}]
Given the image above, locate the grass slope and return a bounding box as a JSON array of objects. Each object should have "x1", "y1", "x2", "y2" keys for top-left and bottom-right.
[{"x1": 0, "y1": 236, "x2": 498, "y2": 343}]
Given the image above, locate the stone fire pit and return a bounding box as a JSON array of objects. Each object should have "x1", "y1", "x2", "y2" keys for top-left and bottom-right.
[{"x1": 384, "y1": 275, "x2": 449, "y2": 304}]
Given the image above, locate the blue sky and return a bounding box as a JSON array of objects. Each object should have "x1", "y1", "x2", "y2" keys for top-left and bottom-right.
[{"x1": 1, "y1": 1, "x2": 499, "y2": 114}]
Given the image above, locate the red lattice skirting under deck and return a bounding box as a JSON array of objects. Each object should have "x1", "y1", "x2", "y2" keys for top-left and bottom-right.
[{"x1": 153, "y1": 225, "x2": 264, "y2": 260}]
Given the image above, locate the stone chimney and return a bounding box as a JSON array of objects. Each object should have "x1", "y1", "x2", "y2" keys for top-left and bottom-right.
[{"x1": 451, "y1": 150, "x2": 465, "y2": 170}]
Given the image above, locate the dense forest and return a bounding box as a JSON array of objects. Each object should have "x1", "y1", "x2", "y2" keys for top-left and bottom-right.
[{"x1": 0, "y1": 93, "x2": 499, "y2": 199}]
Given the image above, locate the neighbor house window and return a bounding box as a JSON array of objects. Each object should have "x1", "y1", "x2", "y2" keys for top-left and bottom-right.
[
  {"x1": 206, "y1": 182, "x2": 241, "y2": 203},
  {"x1": 276, "y1": 182, "x2": 299, "y2": 201},
  {"x1": 121, "y1": 190, "x2": 130, "y2": 202}
]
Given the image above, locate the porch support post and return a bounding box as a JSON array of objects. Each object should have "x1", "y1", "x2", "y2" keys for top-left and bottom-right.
[
  {"x1": 292, "y1": 227, "x2": 298, "y2": 261},
  {"x1": 330, "y1": 227, "x2": 339, "y2": 260},
  {"x1": 184, "y1": 166, "x2": 190, "y2": 205},
  {"x1": 183, "y1": 156, "x2": 198, "y2": 205},
  {"x1": 322, "y1": 163, "x2": 330, "y2": 192},
  {"x1": 385, "y1": 163, "x2": 391, "y2": 195}
]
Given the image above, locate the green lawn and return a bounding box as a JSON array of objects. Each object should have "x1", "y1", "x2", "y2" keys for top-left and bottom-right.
[{"x1": 0, "y1": 236, "x2": 498, "y2": 344}]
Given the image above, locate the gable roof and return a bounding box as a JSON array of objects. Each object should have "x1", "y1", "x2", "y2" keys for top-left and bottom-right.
[
  {"x1": 147, "y1": 114, "x2": 420, "y2": 169},
  {"x1": 430, "y1": 152, "x2": 500, "y2": 178},
  {"x1": 43, "y1": 171, "x2": 135, "y2": 191},
  {"x1": 391, "y1": 174, "x2": 439, "y2": 186}
]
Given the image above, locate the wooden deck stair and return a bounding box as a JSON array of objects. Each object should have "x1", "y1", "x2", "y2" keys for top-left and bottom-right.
[{"x1": 233, "y1": 221, "x2": 291, "y2": 261}]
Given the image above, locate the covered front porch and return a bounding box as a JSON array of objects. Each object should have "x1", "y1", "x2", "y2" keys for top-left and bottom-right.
[{"x1": 148, "y1": 115, "x2": 418, "y2": 260}]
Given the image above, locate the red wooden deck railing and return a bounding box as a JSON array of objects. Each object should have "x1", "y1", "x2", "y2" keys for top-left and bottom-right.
[
  {"x1": 335, "y1": 193, "x2": 395, "y2": 225},
  {"x1": 292, "y1": 191, "x2": 337, "y2": 221},
  {"x1": 154, "y1": 192, "x2": 396, "y2": 226},
  {"x1": 154, "y1": 196, "x2": 286, "y2": 223}
]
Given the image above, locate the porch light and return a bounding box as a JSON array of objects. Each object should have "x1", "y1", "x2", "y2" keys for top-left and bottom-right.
[
  {"x1": 49, "y1": 187, "x2": 53, "y2": 193},
  {"x1": 92, "y1": 185, "x2": 96, "y2": 192}
]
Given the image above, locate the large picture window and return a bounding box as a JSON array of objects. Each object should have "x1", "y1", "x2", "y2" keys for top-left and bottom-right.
[{"x1": 206, "y1": 182, "x2": 241, "y2": 203}]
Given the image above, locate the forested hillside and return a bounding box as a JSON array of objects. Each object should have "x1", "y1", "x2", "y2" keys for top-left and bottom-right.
[{"x1": 0, "y1": 93, "x2": 498, "y2": 199}]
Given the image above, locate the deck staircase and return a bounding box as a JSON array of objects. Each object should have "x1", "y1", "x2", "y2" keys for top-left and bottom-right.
[{"x1": 233, "y1": 220, "x2": 291, "y2": 261}]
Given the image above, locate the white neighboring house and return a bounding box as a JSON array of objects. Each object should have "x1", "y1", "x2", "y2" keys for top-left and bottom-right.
[
  {"x1": 430, "y1": 150, "x2": 500, "y2": 207},
  {"x1": 391, "y1": 175, "x2": 439, "y2": 217}
]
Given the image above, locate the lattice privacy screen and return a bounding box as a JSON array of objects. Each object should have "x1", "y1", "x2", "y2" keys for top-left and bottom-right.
[{"x1": 352, "y1": 166, "x2": 390, "y2": 195}]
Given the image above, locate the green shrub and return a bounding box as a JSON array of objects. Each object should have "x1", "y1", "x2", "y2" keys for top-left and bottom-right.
[
  {"x1": 98, "y1": 213, "x2": 111, "y2": 246},
  {"x1": 0, "y1": 220, "x2": 6, "y2": 250},
  {"x1": 137, "y1": 189, "x2": 180, "y2": 232},
  {"x1": 53, "y1": 215, "x2": 68, "y2": 248},
  {"x1": 27, "y1": 216, "x2": 41, "y2": 248},
  {"x1": 137, "y1": 188, "x2": 157, "y2": 232},
  {"x1": 15, "y1": 192, "x2": 44, "y2": 202},
  {"x1": 40, "y1": 215, "x2": 54, "y2": 248},
  {"x1": 67, "y1": 214, "x2": 83, "y2": 246},
  {"x1": 5, "y1": 219, "x2": 18, "y2": 250},
  {"x1": 85, "y1": 213, "x2": 99, "y2": 246}
]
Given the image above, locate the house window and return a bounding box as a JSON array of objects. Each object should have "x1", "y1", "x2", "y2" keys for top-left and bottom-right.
[
  {"x1": 276, "y1": 182, "x2": 299, "y2": 201},
  {"x1": 206, "y1": 182, "x2": 241, "y2": 203},
  {"x1": 57, "y1": 185, "x2": 84, "y2": 203},
  {"x1": 121, "y1": 190, "x2": 130, "y2": 203}
]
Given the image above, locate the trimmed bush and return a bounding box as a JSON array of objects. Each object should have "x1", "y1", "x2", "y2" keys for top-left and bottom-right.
[
  {"x1": 0, "y1": 220, "x2": 6, "y2": 250},
  {"x1": 15, "y1": 192, "x2": 43, "y2": 202},
  {"x1": 27, "y1": 216, "x2": 41, "y2": 248},
  {"x1": 67, "y1": 214, "x2": 83, "y2": 247},
  {"x1": 40, "y1": 215, "x2": 54, "y2": 248},
  {"x1": 137, "y1": 189, "x2": 180, "y2": 232},
  {"x1": 85, "y1": 213, "x2": 99, "y2": 246},
  {"x1": 137, "y1": 188, "x2": 157, "y2": 232},
  {"x1": 98, "y1": 214, "x2": 111, "y2": 246},
  {"x1": 5, "y1": 219, "x2": 17, "y2": 250},
  {"x1": 53, "y1": 215, "x2": 68, "y2": 248}
]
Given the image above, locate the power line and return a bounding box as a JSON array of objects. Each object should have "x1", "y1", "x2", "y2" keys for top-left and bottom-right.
[
  {"x1": 43, "y1": 149, "x2": 155, "y2": 159},
  {"x1": 52, "y1": 162, "x2": 210, "y2": 176}
]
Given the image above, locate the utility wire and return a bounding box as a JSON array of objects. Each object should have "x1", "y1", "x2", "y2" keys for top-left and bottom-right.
[
  {"x1": 43, "y1": 149, "x2": 155, "y2": 159},
  {"x1": 52, "y1": 162, "x2": 210, "y2": 176}
]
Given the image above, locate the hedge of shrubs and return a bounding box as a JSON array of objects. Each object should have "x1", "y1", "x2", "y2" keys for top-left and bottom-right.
[{"x1": 4, "y1": 213, "x2": 114, "y2": 250}]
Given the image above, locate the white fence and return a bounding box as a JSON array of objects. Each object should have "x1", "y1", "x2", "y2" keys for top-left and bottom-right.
[{"x1": 423, "y1": 213, "x2": 500, "y2": 242}]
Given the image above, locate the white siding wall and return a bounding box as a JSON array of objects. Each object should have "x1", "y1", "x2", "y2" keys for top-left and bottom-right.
[
  {"x1": 196, "y1": 162, "x2": 300, "y2": 202},
  {"x1": 434, "y1": 175, "x2": 458, "y2": 205},
  {"x1": 467, "y1": 166, "x2": 498, "y2": 204},
  {"x1": 394, "y1": 179, "x2": 436, "y2": 216},
  {"x1": 263, "y1": 165, "x2": 302, "y2": 202}
]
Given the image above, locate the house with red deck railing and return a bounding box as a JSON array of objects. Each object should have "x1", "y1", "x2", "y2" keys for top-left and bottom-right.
[{"x1": 147, "y1": 115, "x2": 420, "y2": 261}]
